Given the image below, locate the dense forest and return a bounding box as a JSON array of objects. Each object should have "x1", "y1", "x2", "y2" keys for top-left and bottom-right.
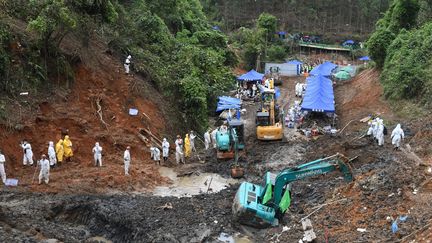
[
  {"x1": 1, "y1": 0, "x2": 431, "y2": 130},
  {"x1": 0, "y1": 0, "x2": 236, "y2": 130},
  {"x1": 201, "y1": 0, "x2": 390, "y2": 39},
  {"x1": 367, "y1": 0, "x2": 432, "y2": 106}
]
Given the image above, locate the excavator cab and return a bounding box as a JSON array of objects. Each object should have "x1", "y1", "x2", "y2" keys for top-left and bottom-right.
[
  {"x1": 216, "y1": 119, "x2": 245, "y2": 159},
  {"x1": 256, "y1": 85, "x2": 283, "y2": 140},
  {"x1": 228, "y1": 119, "x2": 245, "y2": 150}
]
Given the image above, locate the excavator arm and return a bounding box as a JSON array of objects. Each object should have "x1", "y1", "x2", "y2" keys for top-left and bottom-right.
[
  {"x1": 232, "y1": 153, "x2": 354, "y2": 228},
  {"x1": 268, "y1": 153, "x2": 353, "y2": 215}
]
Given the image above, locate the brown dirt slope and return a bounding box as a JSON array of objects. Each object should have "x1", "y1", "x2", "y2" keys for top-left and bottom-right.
[
  {"x1": 0, "y1": 31, "x2": 172, "y2": 194},
  {"x1": 336, "y1": 68, "x2": 392, "y2": 125}
]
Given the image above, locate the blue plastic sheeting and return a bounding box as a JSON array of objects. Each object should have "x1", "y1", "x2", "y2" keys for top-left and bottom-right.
[
  {"x1": 5, "y1": 179, "x2": 18, "y2": 186},
  {"x1": 301, "y1": 75, "x2": 335, "y2": 113},
  {"x1": 216, "y1": 96, "x2": 241, "y2": 112},
  {"x1": 218, "y1": 96, "x2": 241, "y2": 105},
  {"x1": 310, "y1": 61, "x2": 337, "y2": 76},
  {"x1": 343, "y1": 40, "x2": 354, "y2": 45},
  {"x1": 129, "y1": 108, "x2": 138, "y2": 116},
  {"x1": 359, "y1": 56, "x2": 371, "y2": 61},
  {"x1": 237, "y1": 69, "x2": 264, "y2": 82},
  {"x1": 275, "y1": 87, "x2": 280, "y2": 99},
  {"x1": 286, "y1": 60, "x2": 303, "y2": 65}
]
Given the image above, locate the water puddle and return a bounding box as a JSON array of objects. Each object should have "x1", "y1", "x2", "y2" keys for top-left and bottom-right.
[
  {"x1": 153, "y1": 167, "x2": 238, "y2": 197},
  {"x1": 217, "y1": 232, "x2": 253, "y2": 243}
]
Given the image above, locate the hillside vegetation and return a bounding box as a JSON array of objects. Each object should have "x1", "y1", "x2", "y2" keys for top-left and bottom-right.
[
  {"x1": 367, "y1": 0, "x2": 432, "y2": 107},
  {"x1": 202, "y1": 0, "x2": 390, "y2": 40},
  {"x1": 0, "y1": 0, "x2": 237, "y2": 131}
]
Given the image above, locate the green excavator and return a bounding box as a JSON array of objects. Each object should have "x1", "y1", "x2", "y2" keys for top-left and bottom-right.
[{"x1": 232, "y1": 153, "x2": 354, "y2": 228}]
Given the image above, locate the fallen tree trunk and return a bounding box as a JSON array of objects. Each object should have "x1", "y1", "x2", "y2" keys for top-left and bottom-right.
[{"x1": 139, "y1": 128, "x2": 163, "y2": 145}]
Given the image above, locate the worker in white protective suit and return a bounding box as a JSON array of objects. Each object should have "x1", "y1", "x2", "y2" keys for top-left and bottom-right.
[
  {"x1": 124, "y1": 55, "x2": 131, "y2": 74},
  {"x1": 38, "y1": 154, "x2": 50, "y2": 185},
  {"x1": 295, "y1": 83, "x2": 300, "y2": 97},
  {"x1": 175, "y1": 135, "x2": 183, "y2": 148},
  {"x1": 150, "y1": 146, "x2": 155, "y2": 160},
  {"x1": 21, "y1": 140, "x2": 33, "y2": 166},
  {"x1": 264, "y1": 79, "x2": 270, "y2": 88},
  {"x1": 92, "y1": 142, "x2": 103, "y2": 167},
  {"x1": 376, "y1": 119, "x2": 385, "y2": 146},
  {"x1": 211, "y1": 129, "x2": 218, "y2": 148},
  {"x1": 124, "y1": 146, "x2": 131, "y2": 176},
  {"x1": 153, "y1": 147, "x2": 161, "y2": 165},
  {"x1": 48, "y1": 141, "x2": 57, "y2": 168},
  {"x1": 220, "y1": 121, "x2": 228, "y2": 134},
  {"x1": 162, "y1": 138, "x2": 169, "y2": 162},
  {"x1": 372, "y1": 118, "x2": 380, "y2": 141},
  {"x1": 204, "y1": 129, "x2": 211, "y2": 150},
  {"x1": 0, "y1": 150, "x2": 6, "y2": 184},
  {"x1": 289, "y1": 107, "x2": 295, "y2": 122},
  {"x1": 367, "y1": 119, "x2": 375, "y2": 137},
  {"x1": 252, "y1": 84, "x2": 257, "y2": 97},
  {"x1": 175, "y1": 144, "x2": 184, "y2": 164},
  {"x1": 190, "y1": 131, "x2": 197, "y2": 152},
  {"x1": 391, "y1": 124, "x2": 405, "y2": 150}
]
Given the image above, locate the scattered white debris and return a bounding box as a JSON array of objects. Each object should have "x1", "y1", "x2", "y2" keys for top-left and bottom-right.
[
  {"x1": 301, "y1": 219, "x2": 316, "y2": 242},
  {"x1": 214, "y1": 220, "x2": 218, "y2": 224},
  {"x1": 388, "y1": 193, "x2": 395, "y2": 197},
  {"x1": 397, "y1": 188, "x2": 402, "y2": 195},
  {"x1": 413, "y1": 189, "x2": 418, "y2": 195},
  {"x1": 357, "y1": 228, "x2": 367, "y2": 232}
]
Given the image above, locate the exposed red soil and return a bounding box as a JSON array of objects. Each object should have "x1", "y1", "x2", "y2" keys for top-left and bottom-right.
[
  {"x1": 335, "y1": 68, "x2": 392, "y2": 125},
  {"x1": 0, "y1": 43, "x2": 171, "y2": 194}
]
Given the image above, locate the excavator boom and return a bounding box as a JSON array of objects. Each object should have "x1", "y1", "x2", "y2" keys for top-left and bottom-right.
[{"x1": 232, "y1": 153, "x2": 354, "y2": 228}]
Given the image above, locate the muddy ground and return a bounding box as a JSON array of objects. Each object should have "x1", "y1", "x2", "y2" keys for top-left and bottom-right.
[{"x1": 1, "y1": 57, "x2": 432, "y2": 242}]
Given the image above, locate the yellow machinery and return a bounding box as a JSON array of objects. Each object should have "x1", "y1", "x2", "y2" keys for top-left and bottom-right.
[{"x1": 256, "y1": 79, "x2": 283, "y2": 140}]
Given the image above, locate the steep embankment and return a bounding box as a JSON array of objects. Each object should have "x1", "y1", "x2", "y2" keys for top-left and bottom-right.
[{"x1": 0, "y1": 24, "x2": 174, "y2": 193}]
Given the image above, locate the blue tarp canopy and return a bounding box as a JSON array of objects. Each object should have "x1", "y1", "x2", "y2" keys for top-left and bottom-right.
[
  {"x1": 216, "y1": 96, "x2": 241, "y2": 112},
  {"x1": 286, "y1": 60, "x2": 303, "y2": 65},
  {"x1": 237, "y1": 70, "x2": 264, "y2": 82},
  {"x1": 342, "y1": 40, "x2": 355, "y2": 46},
  {"x1": 359, "y1": 56, "x2": 371, "y2": 61},
  {"x1": 301, "y1": 75, "x2": 335, "y2": 113},
  {"x1": 309, "y1": 61, "x2": 337, "y2": 76},
  {"x1": 218, "y1": 96, "x2": 241, "y2": 105}
]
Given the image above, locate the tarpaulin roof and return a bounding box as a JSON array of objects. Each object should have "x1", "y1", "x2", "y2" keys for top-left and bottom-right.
[
  {"x1": 343, "y1": 40, "x2": 355, "y2": 45},
  {"x1": 309, "y1": 61, "x2": 337, "y2": 76},
  {"x1": 286, "y1": 60, "x2": 303, "y2": 65},
  {"x1": 216, "y1": 96, "x2": 241, "y2": 112},
  {"x1": 334, "y1": 70, "x2": 351, "y2": 80},
  {"x1": 301, "y1": 75, "x2": 335, "y2": 112},
  {"x1": 359, "y1": 56, "x2": 371, "y2": 61},
  {"x1": 340, "y1": 66, "x2": 354, "y2": 73},
  {"x1": 237, "y1": 69, "x2": 264, "y2": 82}
]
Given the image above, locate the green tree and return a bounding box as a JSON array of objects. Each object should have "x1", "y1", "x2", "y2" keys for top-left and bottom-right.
[
  {"x1": 27, "y1": 0, "x2": 77, "y2": 53},
  {"x1": 367, "y1": 28, "x2": 395, "y2": 68},
  {"x1": 257, "y1": 13, "x2": 277, "y2": 42}
]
